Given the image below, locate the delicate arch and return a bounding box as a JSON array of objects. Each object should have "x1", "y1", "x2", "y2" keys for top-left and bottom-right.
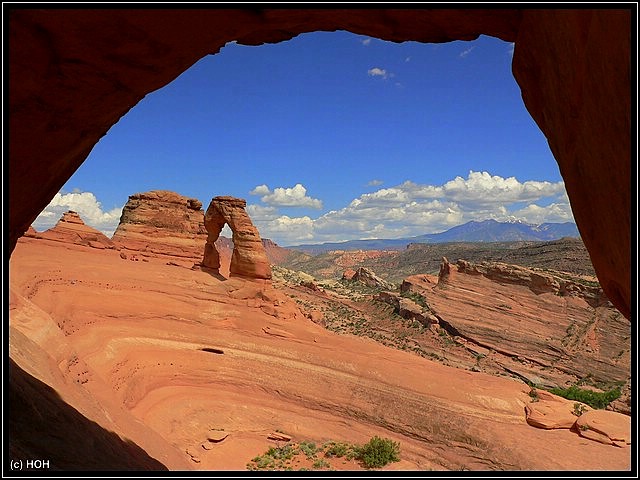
[{"x1": 202, "y1": 196, "x2": 271, "y2": 280}]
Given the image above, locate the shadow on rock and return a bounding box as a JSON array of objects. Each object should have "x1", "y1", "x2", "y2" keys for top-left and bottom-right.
[{"x1": 8, "y1": 359, "x2": 168, "y2": 472}]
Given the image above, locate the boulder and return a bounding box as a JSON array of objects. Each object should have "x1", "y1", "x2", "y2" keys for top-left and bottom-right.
[
  {"x1": 575, "y1": 409, "x2": 631, "y2": 447},
  {"x1": 525, "y1": 389, "x2": 590, "y2": 429}
]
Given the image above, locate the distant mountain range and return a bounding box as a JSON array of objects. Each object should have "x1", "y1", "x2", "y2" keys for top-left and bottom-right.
[{"x1": 289, "y1": 220, "x2": 580, "y2": 254}]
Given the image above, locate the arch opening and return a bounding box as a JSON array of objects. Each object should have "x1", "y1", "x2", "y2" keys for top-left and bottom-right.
[{"x1": 9, "y1": 9, "x2": 631, "y2": 318}]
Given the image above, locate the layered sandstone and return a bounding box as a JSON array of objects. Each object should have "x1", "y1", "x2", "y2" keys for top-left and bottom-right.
[
  {"x1": 111, "y1": 190, "x2": 208, "y2": 260},
  {"x1": 38, "y1": 211, "x2": 114, "y2": 249},
  {"x1": 403, "y1": 258, "x2": 630, "y2": 388},
  {"x1": 202, "y1": 196, "x2": 271, "y2": 280}
]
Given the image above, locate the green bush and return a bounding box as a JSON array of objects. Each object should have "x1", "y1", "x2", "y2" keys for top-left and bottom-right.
[
  {"x1": 299, "y1": 441, "x2": 317, "y2": 459},
  {"x1": 312, "y1": 458, "x2": 330, "y2": 469},
  {"x1": 548, "y1": 385, "x2": 621, "y2": 409},
  {"x1": 357, "y1": 436, "x2": 400, "y2": 469},
  {"x1": 324, "y1": 441, "x2": 355, "y2": 458}
]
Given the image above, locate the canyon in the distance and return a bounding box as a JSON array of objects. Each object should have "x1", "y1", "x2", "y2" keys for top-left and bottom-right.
[{"x1": 9, "y1": 190, "x2": 631, "y2": 472}]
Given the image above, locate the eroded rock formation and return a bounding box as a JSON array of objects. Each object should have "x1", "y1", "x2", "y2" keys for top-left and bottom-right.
[
  {"x1": 38, "y1": 211, "x2": 115, "y2": 249},
  {"x1": 451, "y1": 258, "x2": 610, "y2": 308},
  {"x1": 112, "y1": 190, "x2": 208, "y2": 260},
  {"x1": 342, "y1": 266, "x2": 393, "y2": 290},
  {"x1": 202, "y1": 196, "x2": 271, "y2": 280},
  {"x1": 405, "y1": 258, "x2": 630, "y2": 388},
  {"x1": 525, "y1": 389, "x2": 631, "y2": 449},
  {"x1": 8, "y1": 9, "x2": 631, "y2": 319}
]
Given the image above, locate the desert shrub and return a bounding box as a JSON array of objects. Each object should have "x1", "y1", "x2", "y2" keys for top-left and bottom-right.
[
  {"x1": 400, "y1": 290, "x2": 429, "y2": 309},
  {"x1": 312, "y1": 458, "x2": 330, "y2": 469},
  {"x1": 548, "y1": 385, "x2": 621, "y2": 409},
  {"x1": 324, "y1": 441, "x2": 356, "y2": 458},
  {"x1": 572, "y1": 402, "x2": 588, "y2": 416},
  {"x1": 357, "y1": 436, "x2": 400, "y2": 469},
  {"x1": 299, "y1": 441, "x2": 317, "y2": 459},
  {"x1": 266, "y1": 445, "x2": 296, "y2": 461}
]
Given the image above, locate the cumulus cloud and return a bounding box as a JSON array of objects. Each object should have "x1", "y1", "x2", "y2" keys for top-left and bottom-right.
[
  {"x1": 440, "y1": 171, "x2": 566, "y2": 206},
  {"x1": 32, "y1": 191, "x2": 123, "y2": 237},
  {"x1": 249, "y1": 171, "x2": 574, "y2": 246},
  {"x1": 459, "y1": 45, "x2": 475, "y2": 58},
  {"x1": 361, "y1": 38, "x2": 371, "y2": 46},
  {"x1": 367, "y1": 179, "x2": 384, "y2": 187},
  {"x1": 249, "y1": 184, "x2": 270, "y2": 196},
  {"x1": 250, "y1": 183, "x2": 323, "y2": 209}
]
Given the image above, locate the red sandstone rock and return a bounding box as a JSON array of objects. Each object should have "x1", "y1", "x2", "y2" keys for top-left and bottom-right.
[
  {"x1": 409, "y1": 259, "x2": 630, "y2": 388},
  {"x1": 346, "y1": 267, "x2": 393, "y2": 289},
  {"x1": 512, "y1": 10, "x2": 630, "y2": 319},
  {"x1": 202, "y1": 196, "x2": 271, "y2": 280},
  {"x1": 112, "y1": 190, "x2": 208, "y2": 260},
  {"x1": 267, "y1": 432, "x2": 292, "y2": 442},
  {"x1": 524, "y1": 389, "x2": 589, "y2": 429},
  {"x1": 342, "y1": 269, "x2": 357, "y2": 281},
  {"x1": 39, "y1": 211, "x2": 114, "y2": 249},
  {"x1": 575, "y1": 409, "x2": 631, "y2": 447},
  {"x1": 23, "y1": 226, "x2": 38, "y2": 238}
]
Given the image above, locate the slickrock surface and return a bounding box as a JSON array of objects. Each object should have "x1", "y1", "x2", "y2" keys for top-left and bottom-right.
[
  {"x1": 575, "y1": 409, "x2": 631, "y2": 447},
  {"x1": 404, "y1": 259, "x2": 630, "y2": 389},
  {"x1": 202, "y1": 196, "x2": 271, "y2": 280},
  {"x1": 38, "y1": 211, "x2": 114, "y2": 249},
  {"x1": 8, "y1": 236, "x2": 631, "y2": 471}
]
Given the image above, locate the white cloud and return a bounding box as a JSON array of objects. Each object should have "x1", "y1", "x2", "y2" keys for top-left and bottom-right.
[
  {"x1": 509, "y1": 202, "x2": 574, "y2": 224},
  {"x1": 368, "y1": 67, "x2": 387, "y2": 77},
  {"x1": 507, "y1": 42, "x2": 515, "y2": 57},
  {"x1": 405, "y1": 56, "x2": 411, "y2": 62},
  {"x1": 250, "y1": 183, "x2": 323, "y2": 209},
  {"x1": 367, "y1": 179, "x2": 384, "y2": 187},
  {"x1": 441, "y1": 171, "x2": 565, "y2": 206},
  {"x1": 368, "y1": 67, "x2": 392, "y2": 80},
  {"x1": 250, "y1": 171, "x2": 574, "y2": 246},
  {"x1": 459, "y1": 45, "x2": 476, "y2": 58},
  {"x1": 361, "y1": 38, "x2": 371, "y2": 46},
  {"x1": 32, "y1": 191, "x2": 123, "y2": 237},
  {"x1": 249, "y1": 184, "x2": 270, "y2": 196}
]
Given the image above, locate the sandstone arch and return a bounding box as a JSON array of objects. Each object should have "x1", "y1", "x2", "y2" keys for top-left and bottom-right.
[
  {"x1": 8, "y1": 8, "x2": 631, "y2": 318},
  {"x1": 201, "y1": 196, "x2": 271, "y2": 280}
]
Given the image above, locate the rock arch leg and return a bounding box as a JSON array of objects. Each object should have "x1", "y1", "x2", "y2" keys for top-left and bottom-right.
[{"x1": 201, "y1": 209, "x2": 226, "y2": 273}]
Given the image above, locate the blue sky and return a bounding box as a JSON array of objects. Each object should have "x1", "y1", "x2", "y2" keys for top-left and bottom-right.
[{"x1": 34, "y1": 31, "x2": 573, "y2": 246}]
